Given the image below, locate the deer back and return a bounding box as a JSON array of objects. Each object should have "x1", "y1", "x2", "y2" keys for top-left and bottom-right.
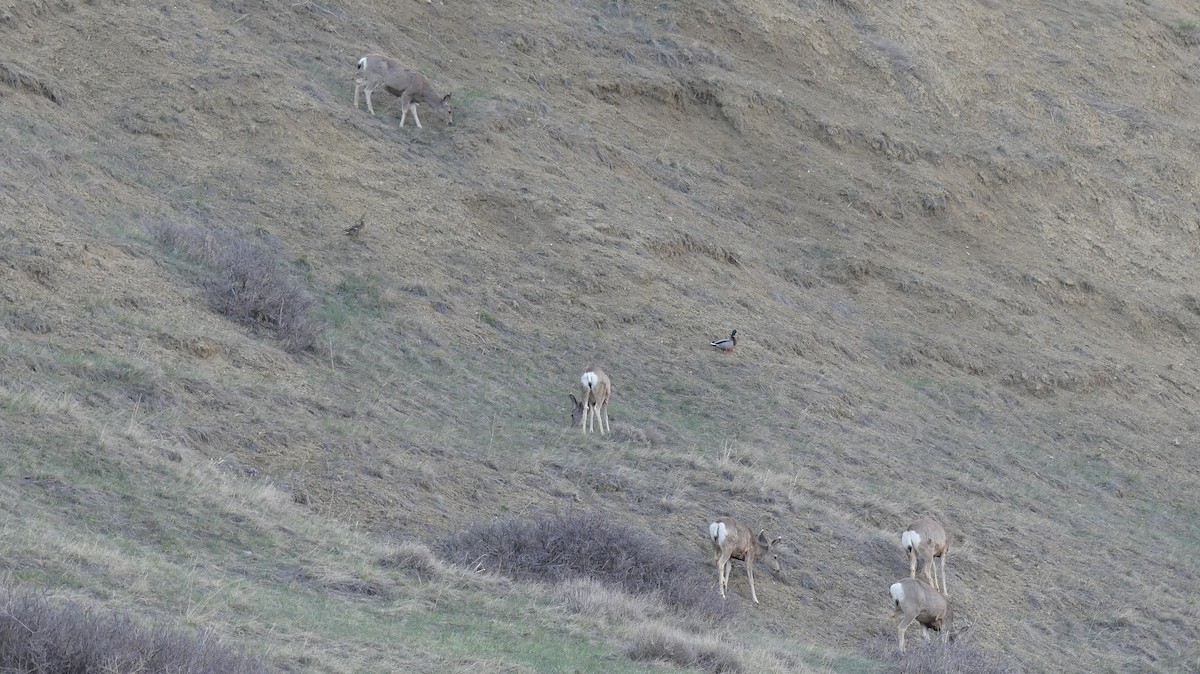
[
  {"x1": 894, "y1": 578, "x2": 951, "y2": 628},
  {"x1": 907, "y1": 518, "x2": 948, "y2": 555},
  {"x1": 580, "y1": 368, "x2": 611, "y2": 405},
  {"x1": 357, "y1": 55, "x2": 401, "y2": 83},
  {"x1": 710, "y1": 519, "x2": 755, "y2": 557}
]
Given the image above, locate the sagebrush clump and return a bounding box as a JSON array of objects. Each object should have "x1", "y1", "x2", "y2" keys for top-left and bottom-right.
[
  {"x1": 151, "y1": 221, "x2": 318, "y2": 352},
  {"x1": 0, "y1": 588, "x2": 266, "y2": 673},
  {"x1": 439, "y1": 511, "x2": 736, "y2": 620}
]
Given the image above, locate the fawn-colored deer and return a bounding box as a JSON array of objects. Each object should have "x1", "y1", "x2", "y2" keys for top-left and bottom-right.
[
  {"x1": 890, "y1": 577, "x2": 952, "y2": 652},
  {"x1": 708, "y1": 519, "x2": 782, "y2": 604},
  {"x1": 902, "y1": 518, "x2": 949, "y2": 595},
  {"x1": 354, "y1": 54, "x2": 453, "y2": 128},
  {"x1": 570, "y1": 368, "x2": 611, "y2": 434}
]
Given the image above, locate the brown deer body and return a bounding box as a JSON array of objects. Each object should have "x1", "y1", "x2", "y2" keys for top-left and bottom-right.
[
  {"x1": 708, "y1": 519, "x2": 781, "y2": 604},
  {"x1": 570, "y1": 368, "x2": 611, "y2": 434},
  {"x1": 890, "y1": 577, "x2": 952, "y2": 652},
  {"x1": 902, "y1": 518, "x2": 949, "y2": 594},
  {"x1": 354, "y1": 54, "x2": 453, "y2": 128}
]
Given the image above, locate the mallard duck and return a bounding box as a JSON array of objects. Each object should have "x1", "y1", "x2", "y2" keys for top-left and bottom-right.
[
  {"x1": 710, "y1": 329, "x2": 737, "y2": 353},
  {"x1": 344, "y1": 213, "x2": 367, "y2": 236}
]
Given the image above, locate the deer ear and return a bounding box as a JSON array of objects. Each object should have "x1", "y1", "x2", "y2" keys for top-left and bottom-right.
[
  {"x1": 771, "y1": 537, "x2": 783, "y2": 546},
  {"x1": 569, "y1": 394, "x2": 579, "y2": 404},
  {"x1": 442, "y1": 93, "x2": 452, "y2": 104}
]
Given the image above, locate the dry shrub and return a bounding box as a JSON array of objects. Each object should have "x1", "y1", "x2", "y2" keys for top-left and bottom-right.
[
  {"x1": 150, "y1": 222, "x2": 318, "y2": 352},
  {"x1": 626, "y1": 622, "x2": 745, "y2": 673},
  {"x1": 0, "y1": 588, "x2": 267, "y2": 673},
  {"x1": 439, "y1": 511, "x2": 735, "y2": 620}
]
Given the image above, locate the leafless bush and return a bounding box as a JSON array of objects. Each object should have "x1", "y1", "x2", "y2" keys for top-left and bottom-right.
[
  {"x1": 439, "y1": 511, "x2": 736, "y2": 620},
  {"x1": 151, "y1": 222, "x2": 318, "y2": 352},
  {"x1": 0, "y1": 588, "x2": 267, "y2": 673}
]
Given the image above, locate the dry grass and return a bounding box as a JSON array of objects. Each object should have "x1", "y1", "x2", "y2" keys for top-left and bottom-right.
[
  {"x1": 2, "y1": 0, "x2": 1200, "y2": 672},
  {"x1": 625, "y1": 622, "x2": 747, "y2": 672},
  {"x1": 859, "y1": 629, "x2": 1018, "y2": 674},
  {"x1": 555, "y1": 578, "x2": 668, "y2": 623}
]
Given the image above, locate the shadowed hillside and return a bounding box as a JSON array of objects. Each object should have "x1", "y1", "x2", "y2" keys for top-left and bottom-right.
[{"x1": 2, "y1": 0, "x2": 1199, "y2": 671}]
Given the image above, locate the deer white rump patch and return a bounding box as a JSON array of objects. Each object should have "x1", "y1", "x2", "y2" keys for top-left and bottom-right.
[
  {"x1": 901, "y1": 530, "x2": 922, "y2": 551},
  {"x1": 581, "y1": 371, "x2": 599, "y2": 389},
  {"x1": 709, "y1": 521, "x2": 728, "y2": 545},
  {"x1": 890, "y1": 582, "x2": 905, "y2": 606}
]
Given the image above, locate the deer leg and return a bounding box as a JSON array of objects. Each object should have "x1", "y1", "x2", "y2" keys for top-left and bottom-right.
[
  {"x1": 938, "y1": 551, "x2": 948, "y2": 596},
  {"x1": 601, "y1": 402, "x2": 610, "y2": 434},
  {"x1": 410, "y1": 104, "x2": 423, "y2": 129},
  {"x1": 909, "y1": 549, "x2": 918, "y2": 580},
  {"x1": 896, "y1": 616, "x2": 915, "y2": 653},
  {"x1": 746, "y1": 559, "x2": 758, "y2": 604},
  {"x1": 398, "y1": 93, "x2": 411, "y2": 126},
  {"x1": 716, "y1": 552, "x2": 730, "y2": 597},
  {"x1": 361, "y1": 83, "x2": 378, "y2": 115},
  {"x1": 354, "y1": 81, "x2": 362, "y2": 109},
  {"x1": 921, "y1": 625, "x2": 931, "y2": 643}
]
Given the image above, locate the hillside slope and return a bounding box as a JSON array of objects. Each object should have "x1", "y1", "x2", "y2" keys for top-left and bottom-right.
[{"x1": 2, "y1": 0, "x2": 1199, "y2": 671}]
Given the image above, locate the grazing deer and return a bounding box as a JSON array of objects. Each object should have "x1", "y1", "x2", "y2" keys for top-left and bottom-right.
[
  {"x1": 708, "y1": 519, "x2": 782, "y2": 604},
  {"x1": 569, "y1": 368, "x2": 611, "y2": 434},
  {"x1": 354, "y1": 54, "x2": 453, "y2": 128},
  {"x1": 890, "y1": 577, "x2": 952, "y2": 652},
  {"x1": 902, "y1": 518, "x2": 949, "y2": 595}
]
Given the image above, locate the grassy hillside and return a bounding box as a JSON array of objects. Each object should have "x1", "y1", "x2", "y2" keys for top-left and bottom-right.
[{"x1": 2, "y1": 0, "x2": 1199, "y2": 671}]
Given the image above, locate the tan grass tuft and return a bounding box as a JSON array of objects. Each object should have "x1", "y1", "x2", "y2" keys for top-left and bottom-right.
[
  {"x1": 625, "y1": 622, "x2": 746, "y2": 672},
  {"x1": 555, "y1": 578, "x2": 666, "y2": 623},
  {"x1": 379, "y1": 541, "x2": 445, "y2": 580}
]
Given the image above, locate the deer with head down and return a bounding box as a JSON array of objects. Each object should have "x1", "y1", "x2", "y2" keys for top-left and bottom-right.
[
  {"x1": 890, "y1": 577, "x2": 952, "y2": 652},
  {"x1": 569, "y1": 367, "x2": 611, "y2": 434},
  {"x1": 354, "y1": 54, "x2": 453, "y2": 128},
  {"x1": 708, "y1": 518, "x2": 782, "y2": 604}
]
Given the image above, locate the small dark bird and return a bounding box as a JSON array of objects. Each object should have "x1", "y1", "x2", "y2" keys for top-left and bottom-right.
[
  {"x1": 345, "y1": 213, "x2": 367, "y2": 236},
  {"x1": 711, "y1": 329, "x2": 738, "y2": 353}
]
